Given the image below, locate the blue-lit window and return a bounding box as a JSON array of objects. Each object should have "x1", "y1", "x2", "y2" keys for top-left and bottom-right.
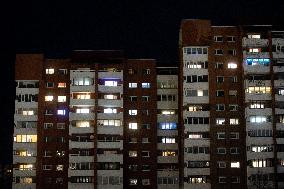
[
  {"x1": 57, "y1": 109, "x2": 66, "y2": 115},
  {"x1": 159, "y1": 122, "x2": 177, "y2": 130},
  {"x1": 246, "y1": 58, "x2": 270, "y2": 66}
]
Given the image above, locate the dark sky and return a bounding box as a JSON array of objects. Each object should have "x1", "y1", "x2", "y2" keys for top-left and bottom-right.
[{"x1": 1, "y1": 0, "x2": 283, "y2": 163}]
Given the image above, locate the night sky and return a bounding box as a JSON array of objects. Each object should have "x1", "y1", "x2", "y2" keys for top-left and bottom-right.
[{"x1": 1, "y1": 0, "x2": 284, "y2": 163}]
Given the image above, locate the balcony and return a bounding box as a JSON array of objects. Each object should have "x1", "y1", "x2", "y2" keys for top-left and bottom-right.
[
  {"x1": 68, "y1": 183, "x2": 94, "y2": 189},
  {"x1": 13, "y1": 128, "x2": 37, "y2": 135},
  {"x1": 246, "y1": 137, "x2": 273, "y2": 144},
  {"x1": 245, "y1": 108, "x2": 272, "y2": 116},
  {"x1": 13, "y1": 156, "x2": 36, "y2": 164},
  {"x1": 276, "y1": 138, "x2": 284, "y2": 144},
  {"x1": 184, "y1": 153, "x2": 210, "y2": 161},
  {"x1": 98, "y1": 85, "x2": 123, "y2": 93},
  {"x1": 157, "y1": 114, "x2": 178, "y2": 123},
  {"x1": 13, "y1": 168, "x2": 36, "y2": 177},
  {"x1": 157, "y1": 130, "x2": 178, "y2": 137},
  {"x1": 97, "y1": 154, "x2": 123, "y2": 163},
  {"x1": 157, "y1": 101, "x2": 178, "y2": 110},
  {"x1": 97, "y1": 141, "x2": 123, "y2": 149},
  {"x1": 97, "y1": 169, "x2": 123, "y2": 176},
  {"x1": 14, "y1": 115, "x2": 37, "y2": 122},
  {"x1": 276, "y1": 108, "x2": 284, "y2": 115},
  {"x1": 242, "y1": 38, "x2": 269, "y2": 47},
  {"x1": 69, "y1": 113, "x2": 95, "y2": 120},
  {"x1": 184, "y1": 124, "x2": 210, "y2": 132},
  {"x1": 15, "y1": 102, "x2": 38, "y2": 109},
  {"x1": 13, "y1": 143, "x2": 37, "y2": 150},
  {"x1": 70, "y1": 70, "x2": 95, "y2": 78},
  {"x1": 70, "y1": 85, "x2": 95, "y2": 93},
  {"x1": 183, "y1": 68, "x2": 208, "y2": 75},
  {"x1": 273, "y1": 52, "x2": 284, "y2": 59},
  {"x1": 97, "y1": 126, "x2": 123, "y2": 135},
  {"x1": 157, "y1": 156, "x2": 178, "y2": 163},
  {"x1": 16, "y1": 88, "x2": 39, "y2": 94},
  {"x1": 184, "y1": 168, "x2": 210, "y2": 175},
  {"x1": 244, "y1": 65, "x2": 270, "y2": 74},
  {"x1": 183, "y1": 183, "x2": 210, "y2": 189},
  {"x1": 98, "y1": 71, "x2": 123, "y2": 79},
  {"x1": 274, "y1": 65, "x2": 284, "y2": 72},
  {"x1": 275, "y1": 80, "x2": 284, "y2": 87},
  {"x1": 68, "y1": 169, "x2": 94, "y2": 177},
  {"x1": 247, "y1": 167, "x2": 274, "y2": 175},
  {"x1": 183, "y1": 54, "x2": 208, "y2": 62},
  {"x1": 245, "y1": 80, "x2": 271, "y2": 88},
  {"x1": 184, "y1": 139, "x2": 210, "y2": 146},
  {"x1": 69, "y1": 126, "x2": 94, "y2": 134},
  {"x1": 157, "y1": 143, "x2": 178, "y2": 150},
  {"x1": 183, "y1": 96, "x2": 209, "y2": 104},
  {"x1": 247, "y1": 152, "x2": 274, "y2": 160},
  {"x1": 97, "y1": 113, "x2": 123, "y2": 120},
  {"x1": 276, "y1": 95, "x2": 284, "y2": 102},
  {"x1": 69, "y1": 141, "x2": 94, "y2": 149},
  {"x1": 13, "y1": 183, "x2": 36, "y2": 189},
  {"x1": 98, "y1": 99, "x2": 122, "y2": 107},
  {"x1": 183, "y1": 82, "x2": 209, "y2": 89},
  {"x1": 245, "y1": 93, "x2": 271, "y2": 101},
  {"x1": 69, "y1": 156, "x2": 94, "y2": 163},
  {"x1": 243, "y1": 52, "x2": 270, "y2": 59},
  {"x1": 70, "y1": 99, "x2": 95, "y2": 106},
  {"x1": 246, "y1": 122, "x2": 272, "y2": 130},
  {"x1": 183, "y1": 111, "x2": 209, "y2": 118}
]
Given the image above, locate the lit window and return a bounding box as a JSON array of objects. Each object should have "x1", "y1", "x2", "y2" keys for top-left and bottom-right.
[
  {"x1": 56, "y1": 165, "x2": 64, "y2": 171},
  {"x1": 22, "y1": 110, "x2": 34, "y2": 115},
  {"x1": 129, "y1": 83, "x2": 137, "y2": 88},
  {"x1": 162, "y1": 151, "x2": 176, "y2": 156},
  {"x1": 129, "y1": 123, "x2": 138, "y2": 130},
  {"x1": 129, "y1": 110, "x2": 137, "y2": 115},
  {"x1": 246, "y1": 86, "x2": 271, "y2": 94},
  {"x1": 216, "y1": 118, "x2": 225, "y2": 125},
  {"x1": 161, "y1": 110, "x2": 175, "y2": 115},
  {"x1": 159, "y1": 122, "x2": 177, "y2": 130},
  {"x1": 104, "y1": 94, "x2": 117, "y2": 99},
  {"x1": 230, "y1": 118, "x2": 239, "y2": 125},
  {"x1": 162, "y1": 137, "x2": 175, "y2": 143},
  {"x1": 45, "y1": 96, "x2": 53, "y2": 101},
  {"x1": 19, "y1": 164, "x2": 34, "y2": 170},
  {"x1": 76, "y1": 93, "x2": 91, "y2": 99},
  {"x1": 228, "y1": 63, "x2": 237, "y2": 69},
  {"x1": 249, "y1": 116, "x2": 267, "y2": 123},
  {"x1": 248, "y1": 34, "x2": 261, "y2": 39},
  {"x1": 46, "y1": 68, "x2": 54, "y2": 74},
  {"x1": 74, "y1": 77, "x2": 93, "y2": 86},
  {"x1": 76, "y1": 108, "x2": 90, "y2": 114},
  {"x1": 249, "y1": 48, "x2": 260, "y2": 53},
  {"x1": 188, "y1": 133, "x2": 203, "y2": 139},
  {"x1": 104, "y1": 108, "x2": 117, "y2": 114},
  {"x1": 76, "y1": 121, "x2": 90, "y2": 127},
  {"x1": 58, "y1": 83, "x2": 66, "y2": 88},
  {"x1": 142, "y1": 83, "x2": 150, "y2": 88},
  {"x1": 105, "y1": 81, "x2": 117, "y2": 86},
  {"x1": 97, "y1": 119, "x2": 121, "y2": 127},
  {"x1": 231, "y1": 162, "x2": 240, "y2": 168},
  {"x1": 129, "y1": 179, "x2": 138, "y2": 185},
  {"x1": 57, "y1": 109, "x2": 66, "y2": 115},
  {"x1": 58, "y1": 96, "x2": 66, "y2": 102},
  {"x1": 15, "y1": 135, "x2": 37, "y2": 143},
  {"x1": 129, "y1": 151, "x2": 137, "y2": 157}
]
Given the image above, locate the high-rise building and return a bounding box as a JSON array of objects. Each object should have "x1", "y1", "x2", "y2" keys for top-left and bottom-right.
[
  {"x1": 179, "y1": 19, "x2": 284, "y2": 189},
  {"x1": 13, "y1": 50, "x2": 180, "y2": 189},
  {"x1": 13, "y1": 19, "x2": 284, "y2": 189}
]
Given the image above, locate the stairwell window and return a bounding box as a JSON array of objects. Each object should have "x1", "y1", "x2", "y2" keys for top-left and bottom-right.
[
  {"x1": 142, "y1": 82, "x2": 150, "y2": 88},
  {"x1": 129, "y1": 83, "x2": 137, "y2": 88},
  {"x1": 129, "y1": 123, "x2": 138, "y2": 130},
  {"x1": 46, "y1": 68, "x2": 54, "y2": 74}
]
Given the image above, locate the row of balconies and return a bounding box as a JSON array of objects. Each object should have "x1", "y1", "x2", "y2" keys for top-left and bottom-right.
[{"x1": 70, "y1": 85, "x2": 123, "y2": 93}]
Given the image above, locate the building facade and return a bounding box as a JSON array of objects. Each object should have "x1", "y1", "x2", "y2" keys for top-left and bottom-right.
[
  {"x1": 179, "y1": 19, "x2": 284, "y2": 189},
  {"x1": 13, "y1": 20, "x2": 284, "y2": 189}
]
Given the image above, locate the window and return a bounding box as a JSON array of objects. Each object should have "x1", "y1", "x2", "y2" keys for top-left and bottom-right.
[
  {"x1": 230, "y1": 147, "x2": 240, "y2": 154},
  {"x1": 162, "y1": 151, "x2": 176, "y2": 156},
  {"x1": 229, "y1": 76, "x2": 237, "y2": 83},
  {"x1": 104, "y1": 94, "x2": 117, "y2": 99},
  {"x1": 248, "y1": 34, "x2": 261, "y2": 39},
  {"x1": 129, "y1": 110, "x2": 137, "y2": 115},
  {"x1": 129, "y1": 151, "x2": 137, "y2": 157},
  {"x1": 185, "y1": 61, "x2": 208, "y2": 69},
  {"x1": 142, "y1": 96, "x2": 150, "y2": 101},
  {"x1": 230, "y1": 132, "x2": 239, "y2": 139},
  {"x1": 74, "y1": 77, "x2": 93, "y2": 86},
  {"x1": 56, "y1": 165, "x2": 63, "y2": 171},
  {"x1": 161, "y1": 137, "x2": 175, "y2": 143},
  {"x1": 161, "y1": 110, "x2": 175, "y2": 115},
  {"x1": 15, "y1": 135, "x2": 37, "y2": 143},
  {"x1": 246, "y1": 86, "x2": 271, "y2": 94},
  {"x1": 97, "y1": 120, "x2": 121, "y2": 127},
  {"x1": 104, "y1": 81, "x2": 117, "y2": 86},
  {"x1": 228, "y1": 62, "x2": 237, "y2": 68},
  {"x1": 216, "y1": 76, "x2": 224, "y2": 83},
  {"x1": 185, "y1": 89, "x2": 208, "y2": 97},
  {"x1": 250, "y1": 101, "x2": 265, "y2": 109},
  {"x1": 184, "y1": 47, "x2": 208, "y2": 55},
  {"x1": 76, "y1": 108, "x2": 90, "y2": 114},
  {"x1": 129, "y1": 179, "x2": 138, "y2": 185},
  {"x1": 57, "y1": 96, "x2": 66, "y2": 102},
  {"x1": 214, "y1": 36, "x2": 223, "y2": 42},
  {"x1": 216, "y1": 90, "x2": 224, "y2": 97},
  {"x1": 58, "y1": 69, "x2": 67, "y2": 75},
  {"x1": 75, "y1": 121, "x2": 90, "y2": 127},
  {"x1": 229, "y1": 104, "x2": 238, "y2": 111},
  {"x1": 159, "y1": 122, "x2": 177, "y2": 130},
  {"x1": 249, "y1": 116, "x2": 268, "y2": 123},
  {"x1": 129, "y1": 83, "x2": 137, "y2": 88},
  {"x1": 44, "y1": 123, "x2": 53, "y2": 129},
  {"x1": 129, "y1": 123, "x2": 138, "y2": 130},
  {"x1": 103, "y1": 108, "x2": 117, "y2": 114},
  {"x1": 217, "y1": 132, "x2": 226, "y2": 139},
  {"x1": 46, "y1": 82, "x2": 54, "y2": 88},
  {"x1": 231, "y1": 176, "x2": 240, "y2": 183},
  {"x1": 57, "y1": 123, "x2": 65, "y2": 129},
  {"x1": 142, "y1": 82, "x2": 150, "y2": 88},
  {"x1": 216, "y1": 118, "x2": 225, "y2": 125},
  {"x1": 249, "y1": 48, "x2": 260, "y2": 53},
  {"x1": 219, "y1": 177, "x2": 226, "y2": 183},
  {"x1": 142, "y1": 179, "x2": 150, "y2": 185},
  {"x1": 129, "y1": 96, "x2": 137, "y2": 101},
  {"x1": 215, "y1": 62, "x2": 224, "y2": 69},
  {"x1": 184, "y1": 117, "x2": 209, "y2": 125},
  {"x1": 218, "y1": 161, "x2": 226, "y2": 168},
  {"x1": 231, "y1": 162, "x2": 240, "y2": 168},
  {"x1": 129, "y1": 138, "x2": 137, "y2": 143},
  {"x1": 216, "y1": 104, "x2": 225, "y2": 111},
  {"x1": 142, "y1": 151, "x2": 150, "y2": 157},
  {"x1": 143, "y1": 69, "x2": 151, "y2": 74},
  {"x1": 185, "y1": 146, "x2": 209, "y2": 154},
  {"x1": 227, "y1": 36, "x2": 236, "y2": 42},
  {"x1": 142, "y1": 138, "x2": 149, "y2": 143},
  {"x1": 45, "y1": 95, "x2": 53, "y2": 102},
  {"x1": 46, "y1": 68, "x2": 54, "y2": 74},
  {"x1": 57, "y1": 109, "x2": 66, "y2": 115},
  {"x1": 142, "y1": 165, "x2": 151, "y2": 171},
  {"x1": 217, "y1": 148, "x2": 226, "y2": 154},
  {"x1": 230, "y1": 118, "x2": 239, "y2": 125},
  {"x1": 142, "y1": 124, "x2": 150, "y2": 129},
  {"x1": 76, "y1": 93, "x2": 91, "y2": 99},
  {"x1": 128, "y1": 165, "x2": 138, "y2": 171},
  {"x1": 229, "y1": 90, "x2": 237, "y2": 96},
  {"x1": 58, "y1": 83, "x2": 66, "y2": 88},
  {"x1": 42, "y1": 165, "x2": 52, "y2": 170},
  {"x1": 128, "y1": 69, "x2": 136, "y2": 74},
  {"x1": 215, "y1": 49, "x2": 223, "y2": 55},
  {"x1": 228, "y1": 49, "x2": 236, "y2": 55}
]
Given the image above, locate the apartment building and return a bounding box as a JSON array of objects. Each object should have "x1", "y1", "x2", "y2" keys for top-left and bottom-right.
[
  {"x1": 13, "y1": 50, "x2": 181, "y2": 189},
  {"x1": 179, "y1": 19, "x2": 284, "y2": 189}
]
